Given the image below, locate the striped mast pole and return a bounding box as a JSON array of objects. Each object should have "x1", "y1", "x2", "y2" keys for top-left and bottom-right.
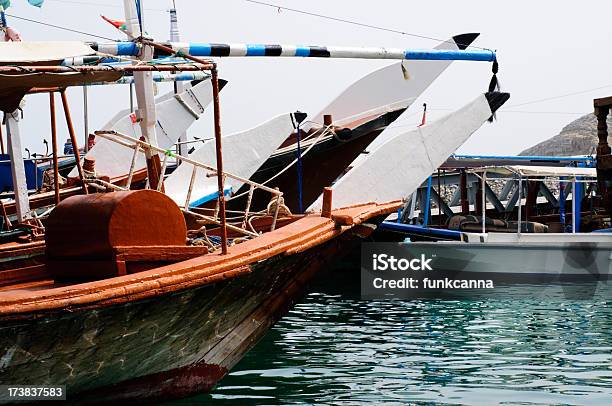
[
  {"x1": 123, "y1": 0, "x2": 163, "y2": 190},
  {"x1": 91, "y1": 42, "x2": 496, "y2": 62}
]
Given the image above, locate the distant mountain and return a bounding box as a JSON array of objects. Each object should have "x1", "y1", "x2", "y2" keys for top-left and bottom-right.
[{"x1": 520, "y1": 113, "x2": 612, "y2": 156}]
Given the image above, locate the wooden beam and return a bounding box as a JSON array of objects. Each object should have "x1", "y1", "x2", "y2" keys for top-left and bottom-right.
[
  {"x1": 211, "y1": 67, "x2": 228, "y2": 255},
  {"x1": 49, "y1": 93, "x2": 61, "y2": 206},
  {"x1": 60, "y1": 90, "x2": 88, "y2": 195}
]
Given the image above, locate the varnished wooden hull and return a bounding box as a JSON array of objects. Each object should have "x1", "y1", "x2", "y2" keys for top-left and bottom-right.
[
  {"x1": 0, "y1": 203, "x2": 398, "y2": 404},
  {"x1": 0, "y1": 230, "x2": 355, "y2": 403}
]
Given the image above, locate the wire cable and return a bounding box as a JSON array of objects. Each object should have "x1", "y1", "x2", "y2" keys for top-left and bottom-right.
[
  {"x1": 45, "y1": 0, "x2": 165, "y2": 12},
  {"x1": 499, "y1": 110, "x2": 586, "y2": 115},
  {"x1": 243, "y1": 0, "x2": 493, "y2": 51},
  {"x1": 428, "y1": 107, "x2": 585, "y2": 116},
  {"x1": 5, "y1": 13, "x2": 116, "y2": 40},
  {"x1": 507, "y1": 84, "x2": 612, "y2": 108}
]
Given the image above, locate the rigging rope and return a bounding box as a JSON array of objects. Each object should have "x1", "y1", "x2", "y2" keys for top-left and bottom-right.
[
  {"x1": 4, "y1": 13, "x2": 115, "y2": 40},
  {"x1": 243, "y1": 0, "x2": 493, "y2": 51},
  {"x1": 134, "y1": 0, "x2": 143, "y2": 36},
  {"x1": 226, "y1": 123, "x2": 334, "y2": 202},
  {"x1": 46, "y1": 0, "x2": 165, "y2": 12},
  {"x1": 507, "y1": 84, "x2": 612, "y2": 108},
  {"x1": 296, "y1": 123, "x2": 303, "y2": 213}
]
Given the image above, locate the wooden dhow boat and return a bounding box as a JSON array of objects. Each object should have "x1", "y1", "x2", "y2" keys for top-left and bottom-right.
[
  {"x1": 0, "y1": 57, "x2": 402, "y2": 400},
  {"x1": 0, "y1": 2, "x2": 500, "y2": 401},
  {"x1": 0, "y1": 189, "x2": 398, "y2": 402},
  {"x1": 0, "y1": 93, "x2": 502, "y2": 403}
]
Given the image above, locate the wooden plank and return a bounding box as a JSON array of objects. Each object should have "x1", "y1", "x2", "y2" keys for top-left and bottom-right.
[
  {"x1": 113, "y1": 245, "x2": 208, "y2": 262},
  {"x1": 594, "y1": 96, "x2": 612, "y2": 107}
]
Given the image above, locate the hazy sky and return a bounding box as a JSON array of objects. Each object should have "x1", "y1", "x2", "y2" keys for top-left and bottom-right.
[{"x1": 6, "y1": 0, "x2": 612, "y2": 157}]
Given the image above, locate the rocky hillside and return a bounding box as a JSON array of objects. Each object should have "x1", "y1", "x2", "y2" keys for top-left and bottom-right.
[{"x1": 520, "y1": 113, "x2": 612, "y2": 156}]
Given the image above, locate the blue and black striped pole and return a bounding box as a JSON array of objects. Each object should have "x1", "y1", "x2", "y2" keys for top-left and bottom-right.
[{"x1": 90, "y1": 41, "x2": 496, "y2": 62}]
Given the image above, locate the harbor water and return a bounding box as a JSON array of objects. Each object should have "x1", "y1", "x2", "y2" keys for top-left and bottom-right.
[{"x1": 173, "y1": 273, "x2": 611, "y2": 405}]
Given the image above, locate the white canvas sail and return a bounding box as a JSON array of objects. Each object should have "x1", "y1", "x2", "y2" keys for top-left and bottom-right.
[
  {"x1": 309, "y1": 92, "x2": 510, "y2": 211},
  {"x1": 164, "y1": 113, "x2": 296, "y2": 207},
  {"x1": 70, "y1": 79, "x2": 216, "y2": 181},
  {"x1": 0, "y1": 41, "x2": 94, "y2": 63},
  {"x1": 305, "y1": 33, "x2": 481, "y2": 129},
  {"x1": 162, "y1": 34, "x2": 480, "y2": 207}
]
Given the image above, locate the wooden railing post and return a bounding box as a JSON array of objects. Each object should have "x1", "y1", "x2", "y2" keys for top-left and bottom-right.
[
  {"x1": 322, "y1": 187, "x2": 333, "y2": 218},
  {"x1": 212, "y1": 66, "x2": 228, "y2": 255},
  {"x1": 49, "y1": 93, "x2": 60, "y2": 206},
  {"x1": 60, "y1": 90, "x2": 88, "y2": 195}
]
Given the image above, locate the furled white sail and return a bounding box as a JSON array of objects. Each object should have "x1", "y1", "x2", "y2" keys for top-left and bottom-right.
[
  {"x1": 164, "y1": 113, "x2": 296, "y2": 207},
  {"x1": 161, "y1": 34, "x2": 480, "y2": 207},
  {"x1": 0, "y1": 41, "x2": 93, "y2": 63},
  {"x1": 309, "y1": 92, "x2": 510, "y2": 211},
  {"x1": 305, "y1": 33, "x2": 480, "y2": 129},
  {"x1": 69, "y1": 79, "x2": 215, "y2": 181}
]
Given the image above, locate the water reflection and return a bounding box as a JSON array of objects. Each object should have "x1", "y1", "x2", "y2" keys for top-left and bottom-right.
[{"x1": 182, "y1": 280, "x2": 611, "y2": 405}]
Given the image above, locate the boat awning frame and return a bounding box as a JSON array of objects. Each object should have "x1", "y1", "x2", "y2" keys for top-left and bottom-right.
[
  {"x1": 0, "y1": 63, "x2": 213, "y2": 113},
  {"x1": 469, "y1": 165, "x2": 597, "y2": 180}
]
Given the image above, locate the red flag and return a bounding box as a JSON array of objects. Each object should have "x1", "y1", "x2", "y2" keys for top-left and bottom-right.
[
  {"x1": 101, "y1": 15, "x2": 128, "y2": 34},
  {"x1": 418, "y1": 103, "x2": 427, "y2": 127}
]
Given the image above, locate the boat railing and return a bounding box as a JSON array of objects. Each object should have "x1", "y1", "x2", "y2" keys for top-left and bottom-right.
[
  {"x1": 93, "y1": 130, "x2": 285, "y2": 239},
  {"x1": 469, "y1": 166, "x2": 597, "y2": 235}
]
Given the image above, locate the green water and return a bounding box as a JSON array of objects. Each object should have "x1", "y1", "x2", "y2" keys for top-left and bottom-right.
[{"x1": 186, "y1": 279, "x2": 611, "y2": 405}]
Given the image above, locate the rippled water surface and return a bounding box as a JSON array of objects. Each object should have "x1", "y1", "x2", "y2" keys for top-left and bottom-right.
[{"x1": 184, "y1": 279, "x2": 611, "y2": 405}]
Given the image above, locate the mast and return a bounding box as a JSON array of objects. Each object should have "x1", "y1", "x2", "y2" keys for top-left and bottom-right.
[
  {"x1": 169, "y1": 4, "x2": 188, "y2": 156},
  {"x1": 1, "y1": 9, "x2": 31, "y2": 222},
  {"x1": 169, "y1": 2, "x2": 180, "y2": 43},
  {"x1": 123, "y1": 0, "x2": 162, "y2": 190},
  {"x1": 119, "y1": 1, "x2": 227, "y2": 251},
  {"x1": 5, "y1": 111, "x2": 31, "y2": 222}
]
